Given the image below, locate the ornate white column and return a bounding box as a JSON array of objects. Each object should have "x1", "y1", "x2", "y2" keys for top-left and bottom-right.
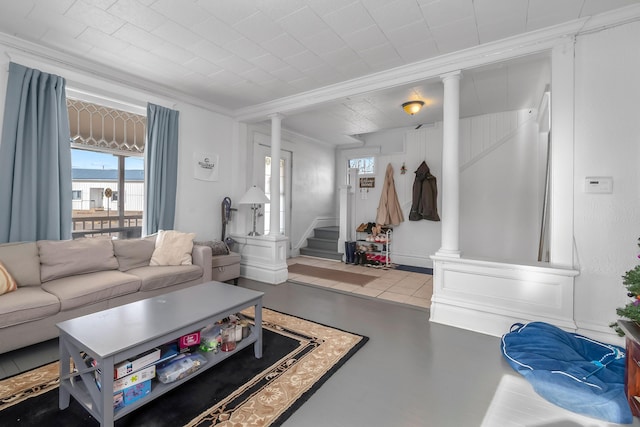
[
  {"x1": 436, "y1": 71, "x2": 462, "y2": 257},
  {"x1": 268, "y1": 113, "x2": 283, "y2": 236}
]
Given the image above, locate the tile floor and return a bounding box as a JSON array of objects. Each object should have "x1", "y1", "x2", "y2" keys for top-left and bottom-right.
[{"x1": 286, "y1": 256, "x2": 432, "y2": 310}]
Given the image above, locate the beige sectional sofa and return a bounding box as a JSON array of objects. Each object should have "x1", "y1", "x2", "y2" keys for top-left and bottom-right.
[{"x1": 0, "y1": 236, "x2": 213, "y2": 354}]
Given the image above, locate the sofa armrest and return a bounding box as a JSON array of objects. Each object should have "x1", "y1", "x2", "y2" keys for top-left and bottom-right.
[{"x1": 192, "y1": 245, "x2": 212, "y2": 282}]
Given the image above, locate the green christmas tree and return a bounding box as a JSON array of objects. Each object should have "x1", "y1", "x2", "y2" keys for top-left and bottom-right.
[{"x1": 611, "y1": 239, "x2": 640, "y2": 336}]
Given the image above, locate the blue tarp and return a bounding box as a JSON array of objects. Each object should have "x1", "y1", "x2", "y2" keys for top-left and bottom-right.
[{"x1": 501, "y1": 322, "x2": 632, "y2": 424}]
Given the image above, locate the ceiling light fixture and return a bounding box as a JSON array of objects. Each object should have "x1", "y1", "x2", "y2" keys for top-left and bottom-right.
[{"x1": 402, "y1": 100, "x2": 425, "y2": 115}]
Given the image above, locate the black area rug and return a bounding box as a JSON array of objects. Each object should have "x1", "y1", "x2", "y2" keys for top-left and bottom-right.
[{"x1": 0, "y1": 308, "x2": 368, "y2": 427}]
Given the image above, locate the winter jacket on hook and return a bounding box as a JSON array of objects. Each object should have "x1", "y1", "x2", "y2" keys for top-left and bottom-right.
[{"x1": 409, "y1": 161, "x2": 440, "y2": 222}]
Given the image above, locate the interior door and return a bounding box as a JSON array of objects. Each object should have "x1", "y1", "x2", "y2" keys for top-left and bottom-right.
[{"x1": 253, "y1": 144, "x2": 292, "y2": 256}]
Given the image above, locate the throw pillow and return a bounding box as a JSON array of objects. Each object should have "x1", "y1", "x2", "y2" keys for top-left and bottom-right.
[
  {"x1": 194, "y1": 240, "x2": 229, "y2": 256},
  {"x1": 150, "y1": 230, "x2": 196, "y2": 266},
  {"x1": 113, "y1": 239, "x2": 156, "y2": 271},
  {"x1": 0, "y1": 261, "x2": 18, "y2": 295}
]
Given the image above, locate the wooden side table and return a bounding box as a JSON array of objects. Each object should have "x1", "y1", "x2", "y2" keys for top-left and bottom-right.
[{"x1": 617, "y1": 320, "x2": 640, "y2": 416}]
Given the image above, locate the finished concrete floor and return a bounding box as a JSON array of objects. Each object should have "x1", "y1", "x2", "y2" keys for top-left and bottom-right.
[{"x1": 1, "y1": 277, "x2": 638, "y2": 426}]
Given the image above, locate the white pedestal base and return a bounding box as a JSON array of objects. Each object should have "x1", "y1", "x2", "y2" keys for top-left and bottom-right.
[{"x1": 231, "y1": 234, "x2": 289, "y2": 284}]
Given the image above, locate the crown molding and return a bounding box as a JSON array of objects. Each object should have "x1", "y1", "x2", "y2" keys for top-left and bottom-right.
[
  {"x1": 0, "y1": 32, "x2": 233, "y2": 117},
  {"x1": 234, "y1": 3, "x2": 640, "y2": 122}
]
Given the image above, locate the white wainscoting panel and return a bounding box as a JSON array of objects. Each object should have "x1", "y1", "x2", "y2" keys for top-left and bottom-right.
[{"x1": 430, "y1": 255, "x2": 579, "y2": 337}]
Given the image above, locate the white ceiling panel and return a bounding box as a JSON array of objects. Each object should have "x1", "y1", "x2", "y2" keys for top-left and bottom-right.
[
  {"x1": 321, "y1": 2, "x2": 377, "y2": 36},
  {"x1": 474, "y1": 0, "x2": 528, "y2": 28},
  {"x1": 260, "y1": 33, "x2": 306, "y2": 58},
  {"x1": 224, "y1": 38, "x2": 269, "y2": 61},
  {"x1": 299, "y1": 28, "x2": 347, "y2": 56},
  {"x1": 342, "y1": 25, "x2": 388, "y2": 52},
  {"x1": 151, "y1": 20, "x2": 201, "y2": 46},
  {"x1": 78, "y1": 27, "x2": 129, "y2": 55},
  {"x1": 27, "y1": 5, "x2": 86, "y2": 39},
  {"x1": 386, "y1": 20, "x2": 434, "y2": 47},
  {"x1": 187, "y1": 40, "x2": 233, "y2": 64},
  {"x1": 0, "y1": 1, "x2": 635, "y2": 145},
  {"x1": 255, "y1": 0, "x2": 307, "y2": 21},
  {"x1": 234, "y1": 10, "x2": 284, "y2": 43},
  {"x1": 191, "y1": 17, "x2": 243, "y2": 46},
  {"x1": 395, "y1": 38, "x2": 439, "y2": 63},
  {"x1": 64, "y1": 1, "x2": 125, "y2": 35},
  {"x1": 368, "y1": 0, "x2": 424, "y2": 33},
  {"x1": 419, "y1": 0, "x2": 475, "y2": 26},
  {"x1": 429, "y1": 17, "x2": 480, "y2": 53},
  {"x1": 198, "y1": 1, "x2": 257, "y2": 26},
  {"x1": 306, "y1": 0, "x2": 359, "y2": 17},
  {"x1": 108, "y1": 0, "x2": 166, "y2": 32},
  {"x1": 150, "y1": 0, "x2": 210, "y2": 28},
  {"x1": 276, "y1": 6, "x2": 328, "y2": 40}
]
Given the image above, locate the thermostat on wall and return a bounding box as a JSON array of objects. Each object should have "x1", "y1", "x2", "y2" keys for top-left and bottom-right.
[{"x1": 584, "y1": 176, "x2": 613, "y2": 193}]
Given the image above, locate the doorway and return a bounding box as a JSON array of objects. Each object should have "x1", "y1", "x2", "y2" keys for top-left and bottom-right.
[{"x1": 253, "y1": 144, "x2": 292, "y2": 256}]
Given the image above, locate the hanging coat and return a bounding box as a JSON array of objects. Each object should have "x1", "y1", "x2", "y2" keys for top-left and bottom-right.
[
  {"x1": 376, "y1": 163, "x2": 404, "y2": 226},
  {"x1": 409, "y1": 161, "x2": 440, "y2": 221}
]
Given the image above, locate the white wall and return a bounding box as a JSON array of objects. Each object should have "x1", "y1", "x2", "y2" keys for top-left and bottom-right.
[
  {"x1": 573, "y1": 21, "x2": 640, "y2": 336},
  {"x1": 173, "y1": 102, "x2": 235, "y2": 240},
  {"x1": 460, "y1": 110, "x2": 541, "y2": 262}
]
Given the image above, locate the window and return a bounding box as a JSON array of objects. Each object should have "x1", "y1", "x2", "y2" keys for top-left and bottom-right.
[
  {"x1": 68, "y1": 98, "x2": 146, "y2": 239},
  {"x1": 348, "y1": 156, "x2": 375, "y2": 175},
  {"x1": 263, "y1": 156, "x2": 286, "y2": 235}
]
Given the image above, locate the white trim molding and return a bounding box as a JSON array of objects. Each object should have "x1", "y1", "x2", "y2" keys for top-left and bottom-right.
[{"x1": 430, "y1": 255, "x2": 579, "y2": 337}]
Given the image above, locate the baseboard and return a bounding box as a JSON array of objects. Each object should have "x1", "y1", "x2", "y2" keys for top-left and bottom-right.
[
  {"x1": 241, "y1": 262, "x2": 288, "y2": 285},
  {"x1": 430, "y1": 255, "x2": 579, "y2": 337},
  {"x1": 391, "y1": 252, "x2": 433, "y2": 269},
  {"x1": 430, "y1": 297, "x2": 578, "y2": 337}
]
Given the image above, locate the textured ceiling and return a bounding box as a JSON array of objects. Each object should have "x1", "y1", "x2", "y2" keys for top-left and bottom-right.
[{"x1": 0, "y1": 0, "x2": 637, "y2": 144}]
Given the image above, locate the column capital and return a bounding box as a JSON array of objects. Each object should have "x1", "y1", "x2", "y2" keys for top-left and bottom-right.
[
  {"x1": 268, "y1": 113, "x2": 284, "y2": 121},
  {"x1": 440, "y1": 70, "x2": 462, "y2": 82}
]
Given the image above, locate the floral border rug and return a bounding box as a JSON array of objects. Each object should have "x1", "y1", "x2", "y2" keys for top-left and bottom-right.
[{"x1": 0, "y1": 308, "x2": 368, "y2": 427}]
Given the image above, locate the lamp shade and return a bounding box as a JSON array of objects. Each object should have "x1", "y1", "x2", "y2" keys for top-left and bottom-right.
[
  {"x1": 239, "y1": 185, "x2": 270, "y2": 204},
  {"x1": 402, "y1": 100, "x2": 425, "y2": 115}
]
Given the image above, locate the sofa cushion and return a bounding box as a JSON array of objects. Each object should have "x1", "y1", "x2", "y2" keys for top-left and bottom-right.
[
  {"x1": 128, "y1": 265, "x2": 202, "y2": 292},
  {"x1": 0, "y1": 287, "x2": 60, "y2": 328},
  {"x1": 113, "y1": 239, "x2": 156, "y2": 271},
  {"x1": 41, "y1": 270, "x2": 141, "y2": 311},
  {"x1": 0, "y1": 261, "x2": 17, "y2": 295},
  {"x1": 38, "y1": 238, "x2": 119, "y2": 282},
  {"x1": 195, "y1": 240, "x2": 229, "y2": 256},
  {"x1": 0, "y1": 241, "x2": 41, "y2": 286},
  {"x1": 150, "y1": 230, "x2": 196, "y2": 266}
]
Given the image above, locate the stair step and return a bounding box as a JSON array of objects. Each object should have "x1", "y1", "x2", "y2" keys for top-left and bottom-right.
[
  {"x1": 314, "y1": 226, "x2": 339, "y2": 240},
  {"x1": 299, "y1": 247, "x2": 343, "y2": 261},
  {"x1": 306, "y1": 237, "x2": 337, "y2": 251}
]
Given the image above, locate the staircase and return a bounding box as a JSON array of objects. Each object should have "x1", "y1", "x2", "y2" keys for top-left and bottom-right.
[{"x1": 299, "y1": 226, "x2": 342, "y2": 261}]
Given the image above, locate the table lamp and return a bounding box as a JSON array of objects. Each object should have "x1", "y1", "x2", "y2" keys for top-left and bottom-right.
[{"x1": 238, "y1": 185, "x2": 270, "y2": 236}]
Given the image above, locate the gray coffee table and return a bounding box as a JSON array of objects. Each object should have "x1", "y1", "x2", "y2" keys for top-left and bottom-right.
[{"x1": 57, "y1": 281, "x2": 263, "y2": 427}]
